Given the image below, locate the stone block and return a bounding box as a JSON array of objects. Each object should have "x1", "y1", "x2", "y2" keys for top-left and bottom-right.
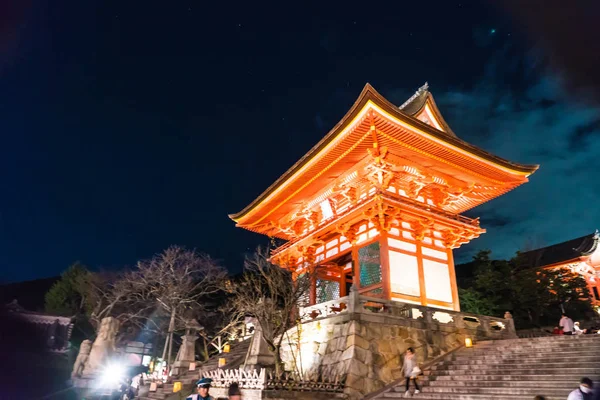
[
  {"x1": 333, "y1": 325, "x2": 341, "y2": 338},
  {"x1": 345, "y1": 373, "x2": 364, "y2": 390},
  {"x1": 364, "y1": 349, "x2": 373, "y2": 366},
  {"x1": 346, "y1": 334, "x2": 370, "y2": 350},
  {"x1": 340, "y1": 346, "x2": 355, "y2": 361},
  {"x1": 377, "y1": 339, "x2": 393, "y2": 353},
  {"x1": 367, "y1": 324, "x2": 382, "y2": 337},
  {"x1": 347, "y1": 320, "x2": 360, "y2": 336},
  {"x1": 372, "y1": 352, "x2": 386, "y2": 367},
  {"x1": 353, "y1": 346, "x2": 370, "y2": 364},
  {"x1": 347, "y1": 359, "x2": 369, "y2": 377},
  {"x1": 344, "y1": 386, "x2": 364, "y2": 400},
  {"x1": 398, "y1": 327, "x2": 409, "y2": 339}
]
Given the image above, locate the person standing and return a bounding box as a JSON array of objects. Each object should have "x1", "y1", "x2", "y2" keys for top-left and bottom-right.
[
  {"x1": 186, "y1": 378, "x2": 215, "y2": 400},
  {"x1": 402, "y1": 347, "x2": 421, "y2": 398},
  {"x1": 228, "y1": 382, "x2": 242, "y2": 400},
  {"x1": 567, "y1": 377, "x2": 594, "y2": 400},
  {"x1": 560, "y1": 313, "x2": 575, "y2": 335}
]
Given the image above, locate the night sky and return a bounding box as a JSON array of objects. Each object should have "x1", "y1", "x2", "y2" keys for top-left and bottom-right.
[{"x1": 2, "y1": 1, "x2": 600, "y2": 283}]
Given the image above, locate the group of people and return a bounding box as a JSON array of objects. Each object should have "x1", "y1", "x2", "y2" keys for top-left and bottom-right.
[
  {"x1": 555, "y1": 314, "x2": 600, "y2": 335},
  {"x1": 186, "y1": 377, "x2": 241, "y2": 400}
]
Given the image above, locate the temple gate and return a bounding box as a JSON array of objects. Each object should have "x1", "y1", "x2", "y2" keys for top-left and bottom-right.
[{"x1": 230, "y1": 83, "x2": 537, "y2": 311}]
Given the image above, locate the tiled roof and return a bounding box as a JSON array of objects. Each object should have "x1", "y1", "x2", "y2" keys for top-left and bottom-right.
[{"x1": 519, "y1": 231, "x2": 599, "y2": 268}]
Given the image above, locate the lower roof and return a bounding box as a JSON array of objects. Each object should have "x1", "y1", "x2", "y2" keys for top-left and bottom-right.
[{"x1": 519, "y1": 231, "x2": 599, "y2": 268}]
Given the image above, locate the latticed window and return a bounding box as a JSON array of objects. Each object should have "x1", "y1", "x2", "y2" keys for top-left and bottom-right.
[
  {"x1": 359, "y1": 241, "x2": 382, "y2": 287},
  {"x1": 317, "y1": 279, "x2": 340, "y2": 303}
]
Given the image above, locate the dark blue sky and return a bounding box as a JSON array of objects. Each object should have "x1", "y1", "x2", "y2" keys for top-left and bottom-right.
[{"x1": 1, "y1": 1, "x2": 599, "y2": 282}]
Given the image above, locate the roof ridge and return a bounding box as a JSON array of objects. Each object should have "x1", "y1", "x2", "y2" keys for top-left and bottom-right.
[{"x1": 399, "y1": 82, "x2": 429, "y2": 110}]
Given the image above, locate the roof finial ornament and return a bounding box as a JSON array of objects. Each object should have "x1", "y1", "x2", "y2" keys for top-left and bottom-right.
[{"x1": 399, "y1": 82, "x2": 430, "y2": 110}]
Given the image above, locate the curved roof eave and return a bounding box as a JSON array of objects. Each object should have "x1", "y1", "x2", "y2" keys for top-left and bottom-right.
[{"x1": 229, "y1": 83, "x2": 539, "y2": 222}]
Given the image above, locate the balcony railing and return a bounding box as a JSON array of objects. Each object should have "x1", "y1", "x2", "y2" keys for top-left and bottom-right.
[{"x1": 298, "y1": 287, "x2": 516, "y2": 340}]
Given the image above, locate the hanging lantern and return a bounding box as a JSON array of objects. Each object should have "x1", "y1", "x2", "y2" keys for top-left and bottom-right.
[
  {"x1": 218, "y1": 358, "x2": 226, "y2": 367},
  {"x1": 223, "y1": 343, "x2": 231, "y2": 353},
  {"x1": 465, "y1": 338, "x2": 473, "y2": 348}
]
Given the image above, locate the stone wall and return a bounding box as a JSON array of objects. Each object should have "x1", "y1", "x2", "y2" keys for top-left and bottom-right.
[{"x1": 278, "y1": 290, "x2": 515, "y2": 399}]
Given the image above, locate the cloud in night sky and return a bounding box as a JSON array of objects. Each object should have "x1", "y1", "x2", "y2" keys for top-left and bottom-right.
[{"x1": 441, "y1": 48, "x2": 600, "y2": 263}]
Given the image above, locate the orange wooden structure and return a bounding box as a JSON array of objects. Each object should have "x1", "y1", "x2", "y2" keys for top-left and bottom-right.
[
  {"x1": 230, "y1": 83, "x2": 538, "y2": 311},
  {"x1": 520, "y1": 231, "x2": 600, "y2": 307}
]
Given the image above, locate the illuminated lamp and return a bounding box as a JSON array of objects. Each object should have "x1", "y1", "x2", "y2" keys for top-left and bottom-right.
[
  {"x1": 218, "y1": 358, "x2": 226, "y2": 367},
  {"x1": 173, "y1": 382, "x2": 182, "y2": 393},
  {"x1": 223, "y1": 343, "x2": 231, "y2": 353},
  {"x1": 465, "y1": 338, "x2": 473, "y2": 348}
]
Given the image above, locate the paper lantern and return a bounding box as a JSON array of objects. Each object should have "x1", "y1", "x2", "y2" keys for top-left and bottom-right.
[{"x1": 465, "y1": 337, "x2": 473, "y2": 348}]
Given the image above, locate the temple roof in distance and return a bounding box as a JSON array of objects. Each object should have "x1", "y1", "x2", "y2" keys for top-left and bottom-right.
[{"x1": 519, "y1": 231, "x2": 600, "y2": 268}]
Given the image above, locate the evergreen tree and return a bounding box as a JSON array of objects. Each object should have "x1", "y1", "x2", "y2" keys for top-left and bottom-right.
[{"x1": 44, "y1": 262, "x2": 90, "y2": 316}]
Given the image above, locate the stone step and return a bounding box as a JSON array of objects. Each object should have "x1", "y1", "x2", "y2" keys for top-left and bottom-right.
[
  {"x1": 438, "y1": 358, "x2": 600, "y2": 366},
  {"x1": 420, "y1": 387, "x2": 572, "y2": 396},
  {"x1": 370, "y1": 335, "x2": 600, "y2": 400},
  {"x1": 433, "y1": 373, "x2": 598, "y2": 381},
  {"x1": 451, "y1": 353, "x2": 600, "y2": 362},
  {"x1": 433, "y1": 367, "x2": 600, "y2": 375},
  {"x1": 478, "y1": 335, "x2": 600, "y2": 344},
  {"x1": 465, "y1": 342, "x2": 600, "y2": 351},
  {"x1": 383, "y1": 393, "x2": 565, "y2": 400},
  {"x1": 147, "y1": 392, "x2": 168, "y2": 399},
  {"x1": 428, "y1": 379, "x2": 582, "y2": 388}
]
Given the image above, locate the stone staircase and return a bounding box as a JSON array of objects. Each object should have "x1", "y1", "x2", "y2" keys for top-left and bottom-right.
[
  {"x1": 137, "y1": 338, "x2": 251, "y2": 400},
  {"x1": 373, "y1": 334, "x2": 600, "y2": 400}
]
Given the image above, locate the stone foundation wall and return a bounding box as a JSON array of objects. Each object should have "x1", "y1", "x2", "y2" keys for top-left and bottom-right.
[
  {"x1": 280, "y1": 316, "x2": 467, "y2": 399},
  {"x1": 278, "y1": 292, "x2": 515, "y2": 399}
]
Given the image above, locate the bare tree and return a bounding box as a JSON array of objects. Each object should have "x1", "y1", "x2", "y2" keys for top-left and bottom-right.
[
  {"x1": 224, "y1": 246, "x2": 315, "y2": 375},
  {"x1": 131, "y1": 246, "x2": 228, "y2": 367}
]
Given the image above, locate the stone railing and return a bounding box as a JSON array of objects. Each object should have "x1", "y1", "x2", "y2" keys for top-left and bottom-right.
[
  {"x1": 299, "y1": 296, "x2": 349, "y2": 322},
  {"x1": 203, "y1": 368, "x2": 344, "y2": 393},
  {"x1": 354, "y1": 291, "x2": 516, "y2": 340},
  {"x1": 266, "y1": 371, "x2": 345, "y2": 392},
  {"x1": 204, "y1": 368, "x2": 267, "y2": 389},
  {"x1": 299, "y1": 287, "x2": 516, "y2": 340}
]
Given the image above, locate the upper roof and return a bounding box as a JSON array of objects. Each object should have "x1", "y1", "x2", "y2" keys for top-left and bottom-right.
[
  {"x1": 399, "y1": 82, "x2": 458, "y2": 138},
  {"x1": 519, "y1": 231, "x2": 600, "y2": 268},
  {"x1": 230, "y1": 83, "x2": 538, "y2": 231}
]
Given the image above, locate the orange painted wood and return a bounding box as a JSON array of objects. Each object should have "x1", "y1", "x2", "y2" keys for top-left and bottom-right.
[
  {"x1": 447, "y1": 249, "x2": 460, "y2": 311},
  {"x1": 416, "y1": 242, "x2": 427, "y2": 306},
  {"x1": 380, "y1": 235, "x2": 391, "y2": 300}
]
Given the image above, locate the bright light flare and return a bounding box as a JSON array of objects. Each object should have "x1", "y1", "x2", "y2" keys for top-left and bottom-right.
[{"x1": 101, "y1": 363, "x2": 125, "y2": 386}]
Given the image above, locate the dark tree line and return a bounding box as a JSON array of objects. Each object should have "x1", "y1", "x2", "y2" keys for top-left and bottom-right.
[{"x1": 458, "y1": 250, "x2": 594, "y2": 328}]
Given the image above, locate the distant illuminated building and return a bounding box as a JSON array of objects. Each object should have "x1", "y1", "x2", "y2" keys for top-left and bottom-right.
[
  {"x1": 230, "y1": 83, "x2": 537, "y2": 311},
  {"x1": 520, "y1": 231, "x2": 600, "y2": 306}
]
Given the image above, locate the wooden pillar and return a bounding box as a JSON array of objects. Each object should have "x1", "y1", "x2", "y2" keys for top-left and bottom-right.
[
  {"x1": 416, "y1": 241, "x2": 427, "y2": 306},
  {"x1": 380, "y1": 234, "x2": 391, "y2": 300},
  {"x1": 310, "y1": 274, "x2": 317, "y2": 305},
  {"x1": 352, "y1": 245, "x2": 360, "y2": 289},
  {"x1": 339, "y1": 265, "x2": 347, "y2": 297},
  {"x1": 447, "y1": 248, "x2": 460, "y2": 311}
]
